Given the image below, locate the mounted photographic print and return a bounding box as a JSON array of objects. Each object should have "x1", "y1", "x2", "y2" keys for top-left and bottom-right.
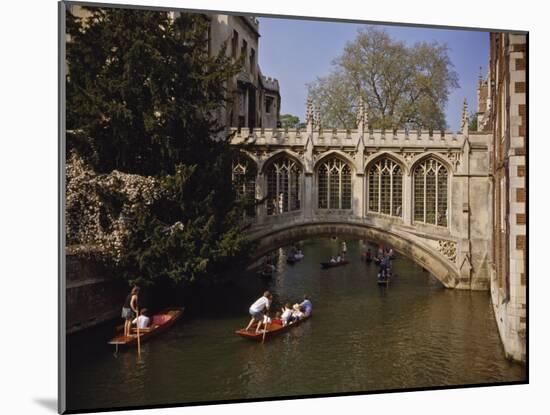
[{"x1": 59, "y1": 1, "x2": 528, "y2": 413}]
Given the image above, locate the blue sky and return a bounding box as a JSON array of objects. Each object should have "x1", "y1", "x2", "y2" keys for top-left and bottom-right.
[{"x1": 257, "y1": 17, "x2": 489, "y2": 133}]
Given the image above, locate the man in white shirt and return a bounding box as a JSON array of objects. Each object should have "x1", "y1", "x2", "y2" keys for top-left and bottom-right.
[
  {"x1": 245, "y1": 291, "x2": 272, "y2": 333},
  {"x1": 132, "y1": 309, "x2": 150, "y2": 329}
]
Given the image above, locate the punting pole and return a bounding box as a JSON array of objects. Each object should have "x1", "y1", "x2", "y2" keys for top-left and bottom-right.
[{"x1": 136, "y1": 306, "x2": 141, "y2": 358}]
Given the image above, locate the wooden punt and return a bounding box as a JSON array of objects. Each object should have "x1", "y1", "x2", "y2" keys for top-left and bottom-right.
[
  {"x1": 286, "y1": 254, "x2": 304, "y2": 265},
  {"x1": 257, "y1": 268, "x2": 274, "y2": 278},
  {"x1": 108, "y1": 307, "x2": 184, "y2": 348},
  {"x1": 235, "y1": 314, "x2": 312, "y2": 341},
  {"x1": 286, "y1": 256, "x2": 298, "y2": 265},
  {"x1": 320, "y1": 260, "x2": 349, "y2": 269}
]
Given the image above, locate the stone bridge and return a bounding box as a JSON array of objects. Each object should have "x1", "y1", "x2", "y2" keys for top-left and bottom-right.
[{"x1": 231, "y1": 99, "x2": 493, "y2": 290}]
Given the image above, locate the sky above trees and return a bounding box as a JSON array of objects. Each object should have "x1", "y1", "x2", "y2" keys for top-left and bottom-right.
[{"x1": 258, "y1": 17, "x2": 489, "y2": 132}]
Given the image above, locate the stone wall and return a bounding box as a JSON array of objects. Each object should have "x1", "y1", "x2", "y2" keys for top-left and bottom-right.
[
  {"x1": 66, "y1": 253, "x2": 128, "y2": 334},
  {"x1": 488, "y1": 32, "x2": 527, "y2": 362}
]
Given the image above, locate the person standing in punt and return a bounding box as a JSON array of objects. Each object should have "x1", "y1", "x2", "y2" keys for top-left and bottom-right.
[
  {"x1": 245, "y1": 291, "x2": 272, "y2": 333},
  {"x1": 122, "y1": 286, "x2": 140, "y2": 337}
]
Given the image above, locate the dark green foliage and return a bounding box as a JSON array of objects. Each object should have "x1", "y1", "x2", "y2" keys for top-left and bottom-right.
[
  {"x1": 66, "y1": 7, "x2": 253, "y2": 287},
  {"x1": 468, "y1": 111, "x2": 478, "y2": 132}
]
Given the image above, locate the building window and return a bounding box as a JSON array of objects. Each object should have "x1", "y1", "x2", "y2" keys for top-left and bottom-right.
[
  {"x1": 413, "y1": 158, "x2": 448, "y2": 226},
  {"x1": 238, "y1": 89, "x2": 246, "y2": 116},
  {"x1": 265, "y1": 96, "x2": 273, "y2": 114},
  {"x1": 266, "y1": 156, "x2": 302, "y2": 215},
  {"x1": 250, "y1": 48, "x2": 255, "y2": 77},
  {"x1": 317, "y1": 157, "x2": 352, "y2": 210},
  {"x1": 367, "y1": 158, "x2": 403, "y2": 217},
  {"x1": 232, "y1": 155, "x2": 257, "y2": 217},
  {"x1": 241, "y1": 39, "x2": 248, "y2": 67},
  {"x1": 231, "y1": 30, "x2": 239, "y2": 60},
  {"x1": 500, "y1": 177, "x2": 506, "y2": 232}
]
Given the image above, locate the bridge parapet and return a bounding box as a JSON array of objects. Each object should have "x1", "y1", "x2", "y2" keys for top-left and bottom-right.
[{"x1": 231, "y1": 127, "x2": 474, "y2": 149}]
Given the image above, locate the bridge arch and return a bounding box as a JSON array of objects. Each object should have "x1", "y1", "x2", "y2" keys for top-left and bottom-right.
[
  {"x1": 249, "y1": 221, "x2": 460, "y2": 288},
  {"x1": 259, "y1": 149, "x2": 304, "y2": 174},
  {"x1": 409, "y1": 151, "x2": 454, "y2": 175},
  {"x1": 365, "y1": 151, "x2": 409, "y2": 175},
  {"x1": 234, "y1": 149, "x2": 260, "y2": 167},
  {"x1": 313, "y1": 150, "x2": 357, "y2": 173}
]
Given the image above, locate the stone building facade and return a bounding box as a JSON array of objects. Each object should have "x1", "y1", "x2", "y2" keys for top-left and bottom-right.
[
  {"x1": 204, "y1": 14, "x2": 281, "y2": 131},
  {"x1": 68, "y1": 6, "x2": 281, "y2": 131},
  {"x1": 480, "y1": 33, "x2": 527, "y2": 362}
]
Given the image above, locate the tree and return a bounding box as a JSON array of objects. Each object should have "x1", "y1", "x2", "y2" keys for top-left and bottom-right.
[
  {"x1": 66, "y1": 7, "x2": 253, "y2": 287},
  {"x1": 279, "y1": 114, "x2": 300, "y2": 129},
  {"x1": 307, "y1": 27, "x2": 459, "y2": 130},
  {"x1": 468, "y1": 111, "x2": 478, "y2": 132}
]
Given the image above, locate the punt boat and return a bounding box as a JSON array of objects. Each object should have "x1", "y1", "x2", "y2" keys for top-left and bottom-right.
[
  {"x1": 320, "y1": 260, "x2": 349, "y2": 269},
  {"x1": 108, "y1": 307, "x2": 184, "y2": 349},
  {"x1": 235, "y1": 314, "x2": 311, "y2": 341}
]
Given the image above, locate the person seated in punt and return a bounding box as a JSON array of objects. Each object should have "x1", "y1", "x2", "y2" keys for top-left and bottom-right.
[
  {"x1": 329, "y1": 256, "x2": 337, "y2": 264},
  {"x1": 245, "y1": 291, "x2": 272, "y2": 333},
  {"x1": 132, "y1": 308, "x2": 151, "y2": 330},
  {"x1": 300, "y1": 295, "x2": 313, "y2": 317},
  {"x1": 291, "y1": 304, "x2": 305, "y2": 322},
  {"x1": 281, "y1": 303, "x2": 293, "y2": 326},
  {"x1": 336, "y1": 253, "x2": 342, "y2": 263}
]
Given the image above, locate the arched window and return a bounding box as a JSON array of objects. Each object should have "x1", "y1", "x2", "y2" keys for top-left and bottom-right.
[
  {"x1": 413, "y1": 158, "x2": 448, "y2": 226},
  {"x1": 232, "y1": 155, "x2": 257, "y2": 216},
  {"x1": 367, "y1": 158, "x2": 403, "y2": 217},
  {"x1": 317, "y1": 157, "x2": 352, "y2": 209},
  {"x1": 266, "y1": 156, "x2": 301, "y2": 215}
]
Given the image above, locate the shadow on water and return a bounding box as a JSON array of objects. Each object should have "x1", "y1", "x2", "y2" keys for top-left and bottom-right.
[{"x1": 66, "y1": 237, "x2": 526, "y2": 412}]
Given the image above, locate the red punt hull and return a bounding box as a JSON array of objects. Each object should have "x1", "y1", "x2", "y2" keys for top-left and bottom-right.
[
  {"x1": 235, "y1": 314, "x2": 311, "y2": 341},
  {"x1": 108, "y1": 307, "x2": 184, "y2": 347}
]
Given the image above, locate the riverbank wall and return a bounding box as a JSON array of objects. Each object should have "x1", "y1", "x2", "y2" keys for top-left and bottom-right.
[{"x1": 66, "y1": 252, "x2": 128, "y2": 334}]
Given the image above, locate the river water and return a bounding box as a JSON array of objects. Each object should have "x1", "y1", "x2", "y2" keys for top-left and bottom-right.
[{"x1": 66, "y1": 238, "x2": 525, "y2": 412}]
